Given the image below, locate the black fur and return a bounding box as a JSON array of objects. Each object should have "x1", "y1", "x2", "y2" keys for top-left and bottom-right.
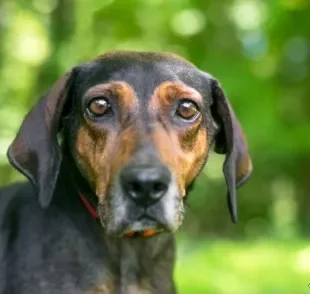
[{"x1": 0, "y1": 51, "x2": 251, "y2": 293}]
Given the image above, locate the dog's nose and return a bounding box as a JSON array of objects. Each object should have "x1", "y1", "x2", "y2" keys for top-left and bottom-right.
[{"x1": 120, "y1": 165, "x2": 171, "y2": 206}]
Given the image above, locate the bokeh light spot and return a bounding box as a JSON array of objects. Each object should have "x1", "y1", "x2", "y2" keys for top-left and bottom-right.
[
  {"x1": 10, "y1": 12, "x2": 50, "y2": 65},
  {"x1": 203, "y1": 153, "x2": 224, "y2": 181},
  {"x1": 32, "y1": 0, "x2": 58, "y2": 14},
  {"x1": 295, "y1": 248, "x2": 310, "y2": 273},
  {"x1": 284, "y1": 36, "x2": 309, "y2": 64},
  {"x1": 242, "y1": 31, "x2": 268, "y2": 60},
  {"x1": 171, "y1": 9, "x2": 206, "y2": 37},
  {"x1": 270, "y1": 178, "x2": 297, "y2": 239},
  {"x1": 231, "y1": 0, "x2": 267, "y2": 31},
  {"x1": 251, "y1": 55, "x2": 278, "y2": 79}
]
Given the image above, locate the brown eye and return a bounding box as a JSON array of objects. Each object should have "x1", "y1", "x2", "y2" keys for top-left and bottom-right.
[
  {"x1": 87, "y1": 98, "x2": 112, "y2": 117},
  {"x1": 176, "y1": 100, "x2": 200, "y2": 120}
]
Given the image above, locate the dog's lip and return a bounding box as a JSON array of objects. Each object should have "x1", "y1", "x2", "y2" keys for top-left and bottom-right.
[
  {"x1": 123, "y1": 228, "x2": 165, "y2": 238},
  {"x1": 122, "y1": 214, "x2": 166, "y2": 238}
]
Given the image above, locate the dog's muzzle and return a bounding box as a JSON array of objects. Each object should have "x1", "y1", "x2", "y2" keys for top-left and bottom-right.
[
  {"x1": 99, "y1": 162, "x2": 184, "y2": 237},
  {"x1": 118, "y1": 165, "x2": 172, "y2": 237}
]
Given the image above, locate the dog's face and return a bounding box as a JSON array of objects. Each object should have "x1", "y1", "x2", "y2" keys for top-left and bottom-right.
[
  {"x1": 66, "y1": 52, "x2": 214, "y2": 235},
  {"x1": 7, "y1": 51, "x2": 252, "y2": 237}
]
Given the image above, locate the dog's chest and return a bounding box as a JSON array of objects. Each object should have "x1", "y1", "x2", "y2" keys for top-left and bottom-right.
[{"x1": 15, "y1": 236, "x2": 155, "y2": 294}]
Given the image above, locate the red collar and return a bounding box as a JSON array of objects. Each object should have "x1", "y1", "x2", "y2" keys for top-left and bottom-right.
[{"x1": 79, "y1": 192, "x2": 98, "y2": 218}]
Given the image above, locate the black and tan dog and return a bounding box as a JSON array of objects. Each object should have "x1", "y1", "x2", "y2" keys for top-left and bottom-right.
[{"x1": 0, "y1": 51, "x2": 252, "y2": 294}]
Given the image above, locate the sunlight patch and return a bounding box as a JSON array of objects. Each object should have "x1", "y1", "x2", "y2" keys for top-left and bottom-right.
[
  {"x1": 295, "y1": 248, "x2": 310, "y2": 273},
  {"x1": 10, "y1": 12, "x2": 50, "y2": 65},
  {"x1": 171, "y1": 9, "x2": 206, "y2": 36},
  {"x1": 230, "y1": 0, "x2": 267, "y2": 31}
]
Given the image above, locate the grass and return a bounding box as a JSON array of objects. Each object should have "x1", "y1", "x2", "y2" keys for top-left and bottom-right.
[{"x1": 175, "y1": 237, "x2": 310, "y2": 294}]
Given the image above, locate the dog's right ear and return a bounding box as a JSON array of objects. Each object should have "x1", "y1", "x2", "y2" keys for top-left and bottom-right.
[{"x1": 7, "y1": 68, "x2": 77, "y2": 208}]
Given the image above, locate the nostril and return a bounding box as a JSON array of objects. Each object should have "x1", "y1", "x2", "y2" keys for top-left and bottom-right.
[
  {"x1": 152, "y1": 182, "x2": 168, "y2": 195},
  {"x1": 127, "y1": 181, "x2": 144, "y2": 199},
  {"x1": 129, "y1": 181, "x2": 143, "y2": 193}
]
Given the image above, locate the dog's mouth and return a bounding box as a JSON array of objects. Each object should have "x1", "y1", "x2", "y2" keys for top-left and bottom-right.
[{"x1": 122, "y1": 214, "x2": 166, "y2": 238}]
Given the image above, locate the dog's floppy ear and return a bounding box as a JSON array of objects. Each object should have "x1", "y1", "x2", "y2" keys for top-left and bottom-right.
[
  {"x1": 7, "y1": 69, "x2": 76, "y2": 208},
  {"x1": 210, "y1": 78, "x2": 252, "y2": 223}
]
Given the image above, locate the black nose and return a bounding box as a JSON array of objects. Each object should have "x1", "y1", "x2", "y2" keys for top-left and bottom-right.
[{"x1": 120, "y1": 165, "x2": 171, "y2": 206}]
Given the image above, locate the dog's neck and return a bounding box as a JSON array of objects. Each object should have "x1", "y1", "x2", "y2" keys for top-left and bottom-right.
[{"x1": 54, "y1": 152, "x2": 176, "y2": 293}]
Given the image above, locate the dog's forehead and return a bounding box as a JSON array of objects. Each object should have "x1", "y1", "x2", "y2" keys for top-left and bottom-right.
[{"x1": 76, "y1": 51, "x2": 209, "y2": 96}]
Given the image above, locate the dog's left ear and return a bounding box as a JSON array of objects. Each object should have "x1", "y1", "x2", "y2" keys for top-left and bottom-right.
[
  {"x1": 7, "y1": 69, "x2": 76, "y2": 208},
  {"x1": 209, "y1": 78, "x2": 252, "y2": 223}
]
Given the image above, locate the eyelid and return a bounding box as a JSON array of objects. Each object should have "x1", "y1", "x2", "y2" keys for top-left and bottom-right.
[
  {"x1": 84, "y1": 87, "x2": 113, "y2": 99},
  {"x1": 174, "y1": 87, "x2": 202, "y2": 102}
]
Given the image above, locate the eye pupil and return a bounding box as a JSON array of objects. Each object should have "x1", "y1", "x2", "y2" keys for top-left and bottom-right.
[
  {"x1": 88, "y1": 98, "x2": 111, "y2": 117},
  {"x1": 176, "y1": 101, "x2": 199, "y2": 120}
]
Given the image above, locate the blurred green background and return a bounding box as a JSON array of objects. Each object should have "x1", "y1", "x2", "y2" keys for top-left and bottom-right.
[{"x1": 0, "y1": 0, "x2": 310, "y2": 293}]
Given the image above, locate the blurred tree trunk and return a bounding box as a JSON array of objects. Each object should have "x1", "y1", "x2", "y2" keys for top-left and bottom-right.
[
  {"x1": 0, "y1": 2, "x2": 4, "y2": 69},
  {"x1": 33, "y1": 0, "x2": 76, "y2": 98}
]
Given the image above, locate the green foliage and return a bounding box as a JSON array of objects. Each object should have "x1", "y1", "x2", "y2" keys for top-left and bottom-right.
[{"x1": 176, "y1": 237, "x2": 310, "y2": 294}]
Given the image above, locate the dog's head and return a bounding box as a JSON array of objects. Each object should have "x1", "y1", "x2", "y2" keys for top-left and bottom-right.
[{"x1": 7, "y1": 51, "x2": 252, "y2": 236}]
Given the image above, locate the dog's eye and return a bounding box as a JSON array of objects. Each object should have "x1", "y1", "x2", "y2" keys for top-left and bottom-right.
[
  {"x1": 87, "y1": 98, "x2": 112, "y2": 117},
  {"x1": 176, "y1": 100, "x2": 200, "y2": 120}
]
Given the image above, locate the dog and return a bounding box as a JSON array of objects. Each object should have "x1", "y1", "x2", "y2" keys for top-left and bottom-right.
[{"x1": 0, "y1": 51, "x2": 252, "y2": 294}]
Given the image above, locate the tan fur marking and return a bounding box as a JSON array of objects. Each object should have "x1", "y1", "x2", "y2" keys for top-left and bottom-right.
[
  {"x1": 149, "y1": 81, "x2": 203, "y2": 113},
  {"x1": 76, "y1": 125, "x2": 111, "y2": 199},
  {"x1": 149, "y1": 82, "x2": 208, "y2": 196},
  {"x1": 75, "y1": 82, "x2": 138, "y2": 201},
  {"x1": 110, "y1": 125, "x2": 139, "y2": 175}
]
